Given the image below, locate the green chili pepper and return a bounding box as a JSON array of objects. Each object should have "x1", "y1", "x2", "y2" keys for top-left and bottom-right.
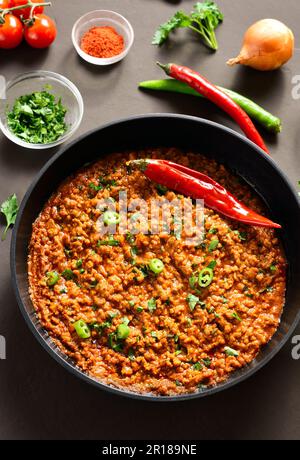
[
  {"x1": 73, "y1": 320, "x2": 91, "y2": 339},
  {"x1": 46, "y1": 271, "x2": 60, "y2": 287},
  {"x1": 117, "y1": 324, "x2": 130, "y2": 340},
  {"x1": 198, "y1": 267, "x2": 214, "y2": 288},
  {"x1": 148, "y1": 258, "x2": 164, "y2": 274},
  {"x1": 139, "y1": 79, "x2": 282, "y2": 134},
  {"x1": 103, "y1": 211, "x2": 120, "y2": 226}
]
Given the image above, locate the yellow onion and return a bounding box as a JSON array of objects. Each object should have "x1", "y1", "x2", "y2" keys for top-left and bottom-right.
[{"x1": 227, "y1": 19, "x2": 294, "y2": 71}]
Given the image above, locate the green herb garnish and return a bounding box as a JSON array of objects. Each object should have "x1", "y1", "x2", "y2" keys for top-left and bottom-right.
[
  {"x1": 156, "y1": 184, "x2": 168, "y2": 195},
  {"x1": 189, "y1": 274, "x2": 197, "y2": 289},
  {"x1": 126, "y1": 232, "x2": 135, "y2": 245},
  {"x1": 201, "y1": 358, "x2": 211, "y2": 367},
  {"x1": 193, "y1": 362, "x2": 203, "y2": 371},
  {"x1": 224, "y1": 346, "x2": 239, "y2": 357},
  {"x1": 208, "y1": 238, "x2": 219, "y2": 252},
  {"x1": 186, "y1": 293, "x2": 205, "y2": 311},
  {"x1": 0, "y1": 194, "x2": 19, "y2": 240},
  {"x1": 232, "y1": 311, "x2": 242, "y2": 322},
  {"x1": 234, "y1": 230, "x2": 247, "y2": 241},
  {"x1": 7, "y1": 91, "x2": 67, "y2": 144},
  {"x1": 208, "y1": 227, "x2": 218, "y2": 234},
  {"x1": 207, "y1": 260, "x2": 217, "y2": 270},
  {"x1": 76, "y1": 259, "x2": 83, "y2": 268},
  {"x1": 128, "y1": 348, "x2": 135, "y2": 361},
  {"x1": 62, "y1": 269, "x2": 76, "y2": 281},
  {"x1": 148, "y1": 298, "x2": 157, "y2": 313},
  {"x1": 89, "y1": 182, "x2": 103, "y2": 192},
  {"x1": 97, "y1": 235, "x2": 120, "y2": 247},
  {"x1": 152, "y1": 1, "x2": 223, "y2": 51}
]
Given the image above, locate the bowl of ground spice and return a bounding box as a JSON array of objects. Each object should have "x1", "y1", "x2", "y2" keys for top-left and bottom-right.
[{"x1": 72, "y1": 10, "x2": 134, "y2": 66}]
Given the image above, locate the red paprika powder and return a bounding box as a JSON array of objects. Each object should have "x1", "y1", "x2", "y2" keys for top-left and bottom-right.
[{"x1": 80, "y1": 26, "x2": 125, "y2": 58}]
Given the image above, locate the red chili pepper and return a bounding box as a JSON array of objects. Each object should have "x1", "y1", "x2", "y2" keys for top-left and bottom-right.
[
  {"x1": 132, "y1": 159, "x2": 281, "y2": 229},
  {"x1": 157, "y1": 62, "x2": 269, "y2": 154}
]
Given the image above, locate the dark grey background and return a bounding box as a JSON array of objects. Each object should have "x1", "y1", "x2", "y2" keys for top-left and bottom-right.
[{"x1": 0, "y1": 0, "x2": 299, "y2": 440}]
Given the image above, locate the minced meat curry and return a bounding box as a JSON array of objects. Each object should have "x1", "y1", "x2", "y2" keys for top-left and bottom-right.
[{"x1": 28, "y1": 148, "x2": 286, "y2": 396}]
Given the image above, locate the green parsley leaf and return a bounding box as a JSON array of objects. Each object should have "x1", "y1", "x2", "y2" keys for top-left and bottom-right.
[
  {"x1": 97, "y1": 235, "x2": 120, "y2": 247},
  {"x1": 89, "y1": 182, "x2": 103, "y2": 192},
  {"x1": 62, "y1": 269, "x2": 76, "y2": 281},
  {"x1": 208, "y1": 238, "x2": 219, "y2": 252},
  {"x1": 207, "y1": 260, "x2": 217, "y2": 270},
  {"x1": 0, "y1": 194, "x2": 19, "y2": 240},
  {"x1": 147, "y1": 298, "x2": 157, "y2": 313},
  {"x1": 189, "y1": 274, "x2": 197, "y2": 289},
  {"x1": 186, "y1": 293, "x2": 205, "y2": 311},
  {"x1": 224, "y1": 346, "x2": 239, "y2": 357},
  {"x1": 76, "y1": 259, "x2": 83, "y2": 268},
  {"x1": 208, "y1": 227, "x2": 218, "y2": 234},
  {"x1": 232, "y1": 311, "x2": 242, "y2": 322},
  {"x1": 156, "y1": 184, "x2": 169, "y2": 195},
  {"x1": 152, "y1": 10, "x2": 192, "y2": 45},
  {"x1": 152, "y1": 2, "x2": 223, "y2": 50},
  {"x1": 193, "y1": 362, "x2": 203, "y2": 371},
  {"x1": 201, "y1": 358, "x2": 211, "y2": 367}
]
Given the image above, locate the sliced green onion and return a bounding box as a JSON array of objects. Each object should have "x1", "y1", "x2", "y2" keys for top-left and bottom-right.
[
  {"x1": 148, "y1": 258, "x2": 164, "y2": 274},
  {"x1": 103, "y1": 211, "x2": 120, "y2": 226},
  {"x1": 73, "y1": 320, "x2": 91, "y2": 339},
  {"x1": 46, "y1": 271, "x2": 60, "y2": 287},
  {"x1": 198, "y1": 267, "x2": 214, "y2": 288}
]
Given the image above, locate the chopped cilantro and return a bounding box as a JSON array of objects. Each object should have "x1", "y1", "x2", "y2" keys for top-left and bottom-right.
[{"x1": 7, "y1": 90, "x2": 67, "y2": 144}]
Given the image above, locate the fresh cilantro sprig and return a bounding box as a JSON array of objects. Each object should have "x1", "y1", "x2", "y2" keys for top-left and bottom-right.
[
  {"x1": 0, "y1": 194, "x2": 19, "y2": 241},
  {"x1": 152, "y1": 1, "x2": 223, "y2": 50},
  {"x1": 7, "y1": 90, "x2": 68, "y2": 145}
]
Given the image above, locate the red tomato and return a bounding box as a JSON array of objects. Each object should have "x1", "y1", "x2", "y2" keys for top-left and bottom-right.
[
  {"x1": 0, "y1": 14, "x2": 23, "y2": 49},
  {"x1": 0, "y1": 0, "x2": 12, "y2": 8},
  {"x1": 11, "y1": 0, "x2": 44, "y2": 19},
  {"x1": 24, "y1": 14, "x2": 56, "y2": 48}
]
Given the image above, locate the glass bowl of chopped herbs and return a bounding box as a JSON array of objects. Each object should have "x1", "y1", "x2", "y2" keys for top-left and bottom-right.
[{"x1": 0, "y1": 71, "x2": 84, "y2": 149}]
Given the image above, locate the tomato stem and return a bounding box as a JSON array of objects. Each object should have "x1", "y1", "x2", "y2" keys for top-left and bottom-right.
[{"x1": 0, "y1": 1, "x2": 51, "y2": 16}]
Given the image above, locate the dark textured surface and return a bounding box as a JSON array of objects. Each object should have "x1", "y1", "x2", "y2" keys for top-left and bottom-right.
[{"x1": 0, "y1": 0, "x2": 299, "y2": 440}]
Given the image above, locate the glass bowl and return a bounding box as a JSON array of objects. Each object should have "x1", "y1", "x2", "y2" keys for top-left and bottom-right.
[
  {"x1": 0, "y1": 71, "x2": 84, "y2": 150},
  {"x1": 72, "y1": 10, "x2": 134, "y2": 66}
]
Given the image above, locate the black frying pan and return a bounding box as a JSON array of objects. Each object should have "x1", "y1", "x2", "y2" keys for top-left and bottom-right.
[{"x1": 11, "y1": 114, "x2": 300, "y2": 401}]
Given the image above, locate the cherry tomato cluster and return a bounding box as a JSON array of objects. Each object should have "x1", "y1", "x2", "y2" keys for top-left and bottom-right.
[{"x1": 0, "y1": 0, "x2": 57, "y2": 49}]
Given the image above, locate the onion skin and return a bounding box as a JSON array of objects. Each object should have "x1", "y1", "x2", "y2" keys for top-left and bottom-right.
[{"x1": 227, "y1": 19, "x2": 294, "y2": 71}]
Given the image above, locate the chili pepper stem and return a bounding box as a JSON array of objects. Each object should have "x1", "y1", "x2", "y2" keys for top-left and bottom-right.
[{"x1": 156, "y1": 62, "x2": 171, "y2": 75}]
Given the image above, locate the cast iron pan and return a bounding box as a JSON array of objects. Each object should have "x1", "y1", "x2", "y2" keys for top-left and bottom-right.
[{"x1": 11, "y1": 114, "x2": 300, "y2": 401}]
